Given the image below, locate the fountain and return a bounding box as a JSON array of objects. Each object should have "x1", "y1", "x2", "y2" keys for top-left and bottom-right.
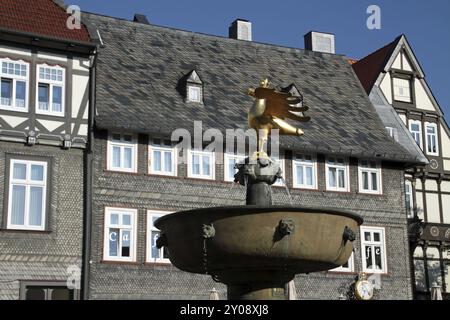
[{"x1": 155, "y1": 80, "x2": 363, "y2": 300}]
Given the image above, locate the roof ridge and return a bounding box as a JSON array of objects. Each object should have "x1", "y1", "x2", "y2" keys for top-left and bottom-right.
[{"x1": 83, "y1": 11, "x2": 346, "y2": 57}]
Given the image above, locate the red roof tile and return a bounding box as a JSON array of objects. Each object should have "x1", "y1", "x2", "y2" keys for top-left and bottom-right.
[
  {"x1": 0, "y1": 0, "x2": 91, "y2": 43},
  {"x1": 352, "y1": 36, "x2": 401, "y2": 94}
]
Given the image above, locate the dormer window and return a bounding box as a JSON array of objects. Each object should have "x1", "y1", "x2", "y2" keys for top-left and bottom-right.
[
  {"x1": 188, "y1": 86, "x2": 202, "y2": 103},
  {"x1": 184, "y1": 70, "x2": 203, "y2": 103}
]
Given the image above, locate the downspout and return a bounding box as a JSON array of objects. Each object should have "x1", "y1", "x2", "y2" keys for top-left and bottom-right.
[{"x1": 81, "y1": 48, "x2": 97, "y2": 300}]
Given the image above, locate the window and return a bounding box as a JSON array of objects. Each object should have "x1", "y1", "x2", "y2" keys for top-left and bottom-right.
[
  {"x1": 393, "y1": 77, "x2": 412, "y2": 103},
  {"x1": 292, "y1": 154, "x2": 317, "y2": 189},
  {"x1": 386, "y1": 127, "x2": 398, "y2": 141},
  {"x1": 361, "y1": 227, "x2": 387, "y2": 274},
  {"x1": 188, "y1": 149, "x2": 215, "y2": 180},
  {"x1": 7, "y1": 159, "x2": 47, "y2": 231},
  {"x1": 0, "y1": 58, "x2": 29, "y2": 111},
  {"x1": 149, "y1": 138, "x2": 176, "y2": 176},
  {"x1": 103, "y1": 208, "x2": 137, "y2": 262},
  {"x1": 36, "y1": 64, "x2": 65, "y2": 116},
  {"x1": 224, "y1": 153, "x2": 246, "y2": 182},
  {"x1": 358, "y1": 160, "x2": 382, "y2": 194},
  {"x1": 272, "y1": 154, "x2": 285, "y2": 187},
  {"x1": 330, "y1": 253, "x2": 355, "y2": 273},
  {"x1": 425, "y1": 122, "x2": 439, "y2": 156},
  {"x1": 107, "y1": 133, "x2": 137, "y2": 173},
  {"x1": 409, "y1": 120, "x2": 422, "y2": 149},
  {"x1": 188, "y1": 85, "x2": 202, "y2": 103},
  {"x1": 20, "y1": 282, "x2": 77, "y2": 300},
  {"x1": 326, "y1": 157, "x2": 349, "y2": 192},
  {"x1": 405, "y1": 180, "x2": 413, "y2": 218},
  {"x1": 147, "y1": 210, "x2": 171, "y2": 263}
]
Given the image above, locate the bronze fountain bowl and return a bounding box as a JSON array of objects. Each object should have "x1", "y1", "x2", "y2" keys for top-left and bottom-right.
[{"x1": 155, "y1": 206, "x2": 363, "y2": 288}]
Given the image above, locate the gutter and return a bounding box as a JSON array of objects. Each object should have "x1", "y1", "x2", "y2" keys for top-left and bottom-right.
[{"x1": 81, "y1": 48, "x2": 97, "y2": 300}]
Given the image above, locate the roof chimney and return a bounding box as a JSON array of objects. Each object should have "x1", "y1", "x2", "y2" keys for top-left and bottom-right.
[
  {"x1": 304, "y1": 31, "x2": 335, "y2": 54},
  {"x1": 229, "y1": 19, "x2": 252, "y2": 41},
  {"x1": 133, "y1": 14, "x2": 150, "y2": 25}
]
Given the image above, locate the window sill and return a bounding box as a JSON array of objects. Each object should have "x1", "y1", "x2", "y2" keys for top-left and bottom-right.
[
  {"x1": 187, "y1": 175, "x2": 215, "y2": 181},
  {"x1": 100, "y1": 260, "x2": 139, "y2": 265},
  {"x1": 144, "y1": 262, "x2": 172, "y2": 266},
  {"x1": 147, "y1": 172, "x2": 177, "y2": 178},
  {"x1": 357, "y1": 191, "x2": 383, "y2": 196},
  {"x1": 0, "y1": 228, "x2": 50, "y2": 234},
  {"x1": 0, "y1": 106, "x2": 29, "y2": 113},
  {"x1": 104, "y1": 169, "x2": 139, "y2": 175}
]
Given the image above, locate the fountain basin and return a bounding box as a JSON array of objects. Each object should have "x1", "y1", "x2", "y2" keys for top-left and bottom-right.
[{"x1": 155, "y1": 206, "x2": 363, "y2": 286}]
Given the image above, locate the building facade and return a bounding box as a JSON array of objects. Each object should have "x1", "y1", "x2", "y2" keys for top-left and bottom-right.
[
  {"x1": 0, "y1": 0, "x2": 94, "y2": 300},
  {"x1": 83, "y1": 13, "x2": 423, "y2": 299},
  {"x1": 353, "y1": 35, "x2": 450, "y2": 299}
]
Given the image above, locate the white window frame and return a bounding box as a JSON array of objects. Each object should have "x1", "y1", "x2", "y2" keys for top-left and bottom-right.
[
  {"x1": 107, "y1": 132, "x2": 138, "y2": 173},
  {"x1": 330, "y1": 252, "x2": 355, "y2": 273},
  {"x1": 409, "y1": 120, "x2": 423, "y2": 149},
  {"x1": 146, "y1": 210, "x2": 172, "y2": 264},
  {"x1": 360, "y1": 226, "x2": 388, "y2": 274},
  {"x1": 405, "y1": 180, "x2": 413, "y2": 218},
  {"x1": 7, "y1": 159, "x2": 47, "y2": 231},
  {"x1": 0, "y1": 58, "x2": 29, "y2": 112},
  {"x1": 148, "y1": 139, "x2": 177, "y2": 176},
  {"x1": 325, "y1": 157, "x2": 350, "y2": 192},
  {"x1": 292, "y1": 153, "x2": 317, "y2": 189},
  {"x1": 36, "y1": 64, "x2": 65, "y2": 117},
  {"x1": 272, "y1": 153, "x2": 285, "y2": 187},
  {"x1": 386, "y1": 127, "x2": 395, "y2": 138},
  {"x1": 425, "y1": 122, "x2": 439, "y2": 156},
  {"x1": 358, "y1": 160, "x2": 382, "y2": 195},
  {"x1": 187, "y1": 149, "x2": 215, "y2": 180},
  {"x1": 393, "y1": 77, "x2": 412, "y2": 103},
  {"x1": 187, "y1": 85, "x2": 202, "y2": 103},
  {"x1": 103, "y1": 207, "x2": 137, "y2": 262},
  {"x1": 224, "y1": 153, "x2": 246, "y2": 182}
]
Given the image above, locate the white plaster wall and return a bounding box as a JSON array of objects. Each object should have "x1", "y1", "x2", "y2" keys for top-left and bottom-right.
[
  {"x1": 392, "y1": 53, "x2": 401, "y2": 69},
  {"x1": 414, "y1": 80, "x2": 436, "y2": 111},
  {"x1": 71, "y1": 74, "x2": 89, "y2": 119},
  {"x1": 425, "y1": 193, "x2": 440, "y2": 223},
  {"x1": 380, "y1": 74, "x2": 392, "y2": 104},
  {"x1": 424, "y1": 179, "x2": 438, "y2": 191},
  {"x1": 440, "y1": 124, "x2": 450, "y2": 158},
  {"x1": 0, "y1": 45, "x2": 31, "y2": 57},
  {"x1": 441, "y1": 194, "x2": 450, "y2": 224},
  {"x1": 37, "y1": 52, "x2": 67, "y2": 62}
]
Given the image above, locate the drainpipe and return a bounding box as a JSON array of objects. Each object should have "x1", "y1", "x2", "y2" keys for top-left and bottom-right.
[{"x1": 81, "y1": 49, "x2": 97, "y2": 300}]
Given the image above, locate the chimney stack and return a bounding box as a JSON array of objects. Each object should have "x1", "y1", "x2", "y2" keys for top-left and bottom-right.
[
  {"x1": 304, "y1": 31, "x2": 335, "y2": 54},
  {"x1": 133, "y1": 14, "x2": 150, "y2": 25},
  {"x1": 229, "y1": 19, "x2": 252, "y2": 41}
]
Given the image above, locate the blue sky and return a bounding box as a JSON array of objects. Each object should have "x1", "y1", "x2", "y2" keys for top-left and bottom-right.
[{"x1": 72, "y1": 0, "x2": 450, "y2": 122}]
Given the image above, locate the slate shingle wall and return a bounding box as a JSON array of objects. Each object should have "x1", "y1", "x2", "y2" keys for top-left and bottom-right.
[
  {"x1": 0, "y1": 141, "x2": 85, "y2": 300},
  {"x1": 89, "y1": 132, "x2": 412, "y2": 300}
]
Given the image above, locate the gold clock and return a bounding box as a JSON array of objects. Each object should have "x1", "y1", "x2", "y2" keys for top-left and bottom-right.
[{"x1": 355, "y1": 278, "x2": 374, "y2": 300}]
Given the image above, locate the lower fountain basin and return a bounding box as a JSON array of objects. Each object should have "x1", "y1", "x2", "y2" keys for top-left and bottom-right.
[{"x1": 155, "y1": 206, "x2": 363, "y2": 285}]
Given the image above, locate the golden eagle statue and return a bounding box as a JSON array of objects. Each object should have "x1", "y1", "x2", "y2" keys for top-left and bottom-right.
[{"x1": 247, "y1": 79, "x2": 310, "y2": 158}]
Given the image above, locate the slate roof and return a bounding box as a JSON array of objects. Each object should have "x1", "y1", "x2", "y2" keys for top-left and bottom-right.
[
  {"x1": 369, "y1": 87, "x2": 428, "y2": 164},
  {"x1": 0, "y1": 0, "x2": 91, "y2": 43},
  {"x1": 85, "y1": 13, "x2": 421, "y2": 164}
]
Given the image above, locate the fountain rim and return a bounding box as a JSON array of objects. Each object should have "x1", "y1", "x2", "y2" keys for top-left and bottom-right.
[{"x1": 155, "y1": 205, "x2": 364, "y2": 227}]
